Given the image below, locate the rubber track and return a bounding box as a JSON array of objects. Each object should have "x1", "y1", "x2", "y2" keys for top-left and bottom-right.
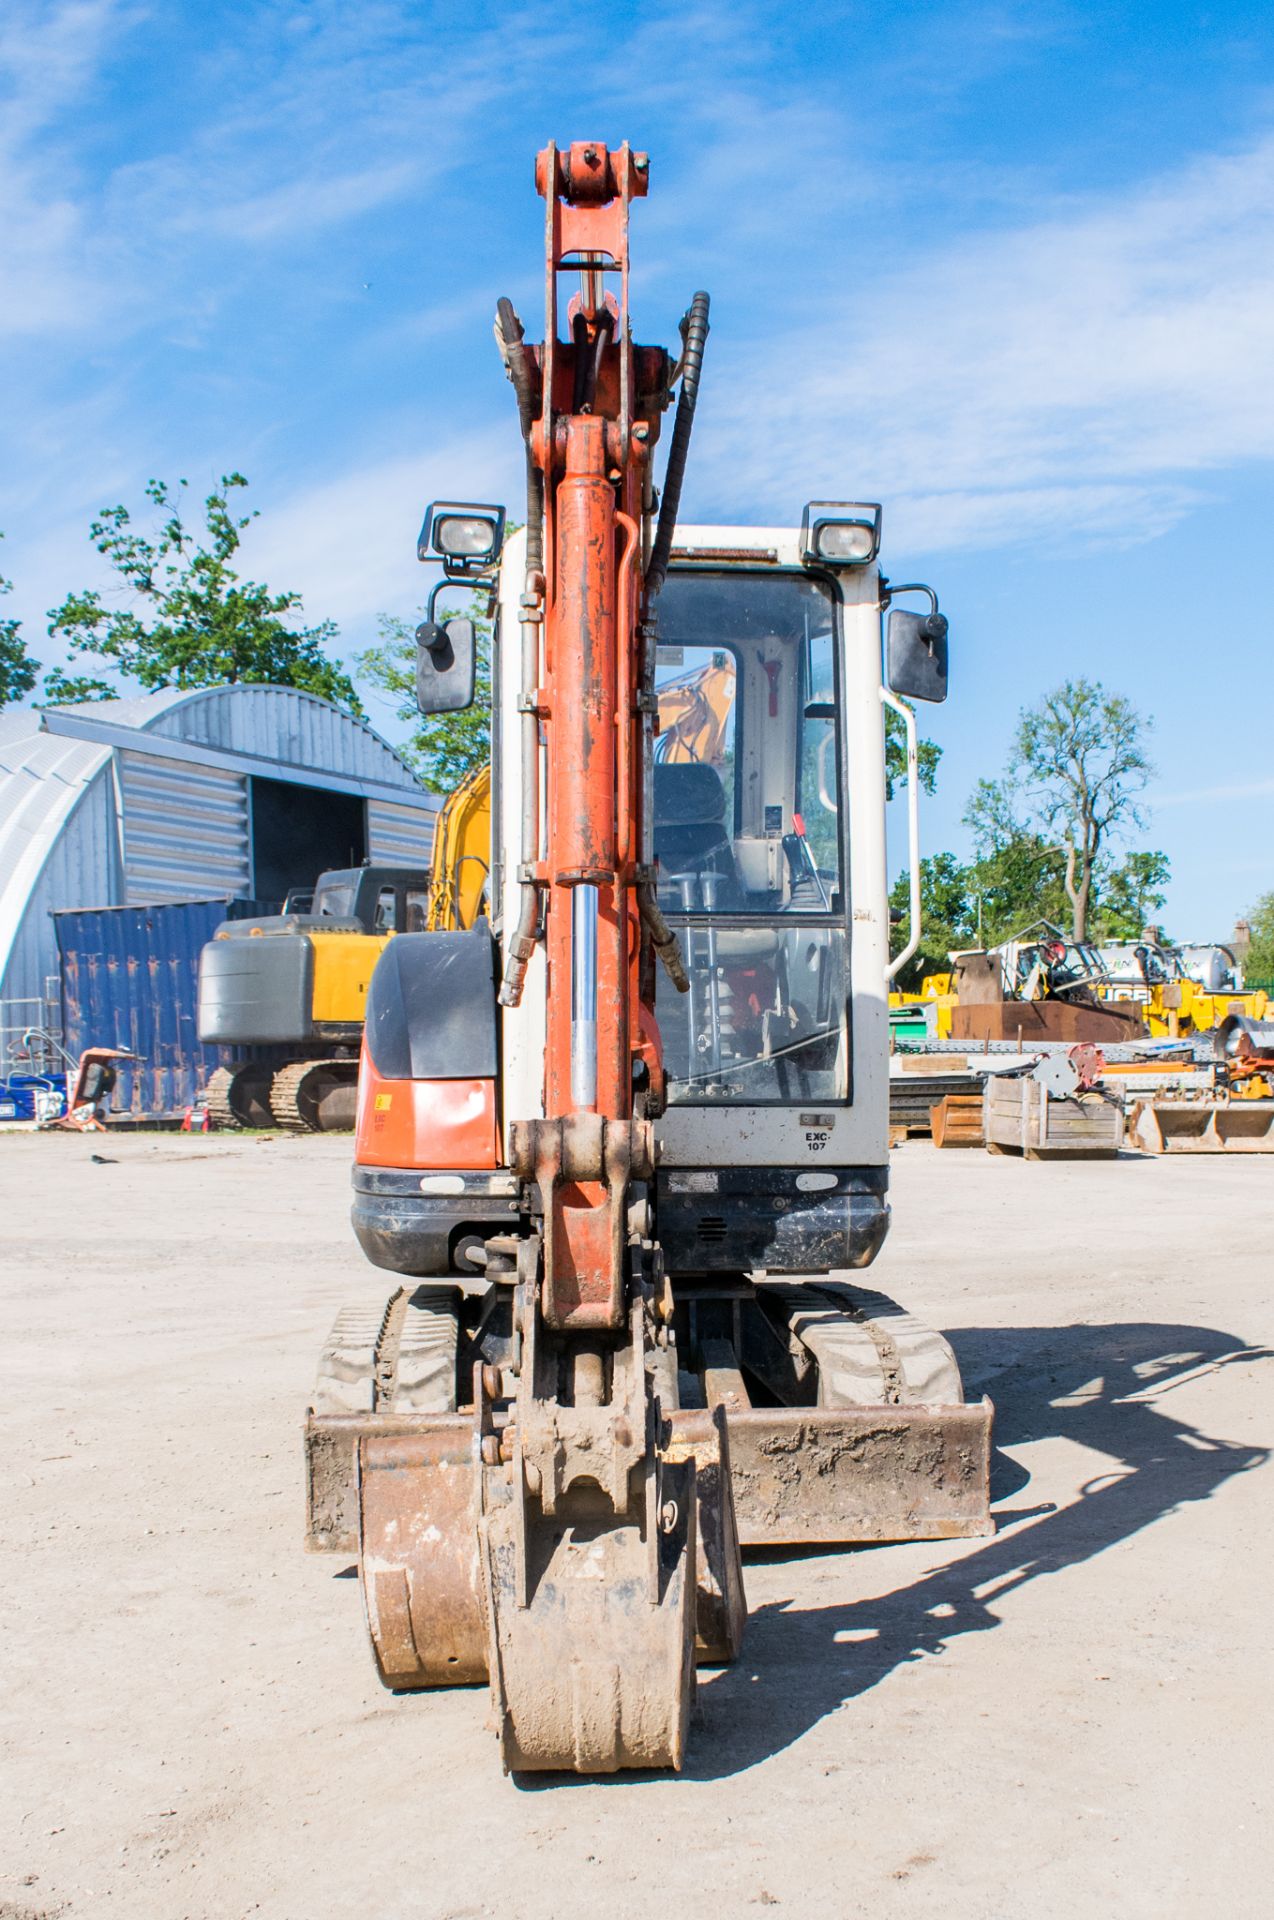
[
  {"x1": 312, "y1": 1287, "x2": 459, "y2": 1416},
  {"x1": 204, "y1": 1067, "x2": 242, "y2": 1131},
  {"x1": 267, "y1": 1058, "x2": 348, "y2": 1131},
  {"x1": 771, "y1": 1282, "x2": 965, "y2": 1408}
]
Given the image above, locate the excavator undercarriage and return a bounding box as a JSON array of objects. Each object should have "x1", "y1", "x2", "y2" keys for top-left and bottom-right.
[
  {"x1": 307, "y1": 1273, "x2": 990, "y2": 1541},
  {"x1": 306, "y1": 1264, "x2": 988, "y2": 1768}
]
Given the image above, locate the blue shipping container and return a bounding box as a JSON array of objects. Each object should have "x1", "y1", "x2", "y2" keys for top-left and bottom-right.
[{"x1": 54, "y1": 898, "x2": 273, "y2": 1117}]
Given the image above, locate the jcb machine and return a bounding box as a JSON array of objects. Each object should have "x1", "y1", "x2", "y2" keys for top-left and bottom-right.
[
  {"x1": 198, "y1": 864, "x2": 434, "y2": 1130},
  {"x1": 305, "y1": 141, "x2": 991, "y2": 1773},
  {"x1": 198, "y1": 775, "x2": 491, "y2": 1129}
]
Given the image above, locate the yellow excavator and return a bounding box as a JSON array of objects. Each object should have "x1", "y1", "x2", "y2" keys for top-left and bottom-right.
[{"x1": 198, "y1": 764, "x2": 491, "y2": 1128}]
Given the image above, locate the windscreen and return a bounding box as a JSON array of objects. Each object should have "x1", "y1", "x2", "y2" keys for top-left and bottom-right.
[
  {"x1": 652, "y1": 570, "x2": 849, "y2": 1106},
  {"x1": 313, "y1": 881, "x2": 356, "y2": 918}
]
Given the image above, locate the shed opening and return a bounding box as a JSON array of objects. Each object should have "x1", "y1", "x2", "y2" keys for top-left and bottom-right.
[{"x1": 250, "y1": 776, "x2": 367, "y2": 902}]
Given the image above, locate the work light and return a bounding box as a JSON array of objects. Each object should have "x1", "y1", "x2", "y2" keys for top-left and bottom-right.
[
  {"x1": 418, "y1": 502, "x2": 507, "y2": 574},
  {"x1": 799, "y1": 502, "x2": 882, "y2": 567}
]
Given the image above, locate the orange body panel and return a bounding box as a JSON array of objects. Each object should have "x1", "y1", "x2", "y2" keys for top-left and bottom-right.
[{"x1": 355, "y1": 1045, "x2": 500, "y2": 1171}]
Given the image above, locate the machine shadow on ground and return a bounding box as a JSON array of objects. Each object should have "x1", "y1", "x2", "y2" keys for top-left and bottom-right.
[{"x1": 515, "y1": 1320, "x2": 1269, "y2": 1789}]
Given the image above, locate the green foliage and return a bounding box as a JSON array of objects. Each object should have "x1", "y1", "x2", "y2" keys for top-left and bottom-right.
[
  {"x1": 41, "y1": 669, "x2": 119, "y2": 705},
  {"x1": 358, "y1": 597, "x2": 492, "y2": 795},
  {"x1": 888, "y1": 851, "x2": 977, "y2": 988},
  {"x1": 1244, "y1": 891, "x2": 1274, "y2": 981},
  {"x1": 983, "y1": 677, "x2": 1153, "y2": 940},
  {"x1": 891, "y1": 794, "x2": 1168, "y2": 985},
  {"x1": 0, "y1": 538, "x2": 39, "y2": 710},
  {"x1": 971, "y1": 832, "x2": 1072, "y2": 945},
  {"x1": 889, "y1": 833, "x2": 1075, "y2": 986},
  {"x1": 43, "y1": 475, "x2": 361, "y2": 713},
  {"x1": 884, "y1": 704, "x2": 940, "y2": 800},
  {"x1": 1093, "y1": 849, "x2": 1172, "y2": 940}
]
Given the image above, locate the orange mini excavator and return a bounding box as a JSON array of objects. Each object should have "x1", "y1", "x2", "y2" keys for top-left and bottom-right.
[{"x1": 305, "y1": 141, "x2": 991, "y2": 1774}]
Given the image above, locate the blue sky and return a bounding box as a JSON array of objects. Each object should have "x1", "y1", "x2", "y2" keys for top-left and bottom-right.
[{"x1": 3, "y1": 0, "x2": 1273, "y2": 937}]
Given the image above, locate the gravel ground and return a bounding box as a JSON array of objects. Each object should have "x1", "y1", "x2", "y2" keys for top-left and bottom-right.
[{"x1": 1, "y1": 1130, "x2": 1269, "y2": 1920}]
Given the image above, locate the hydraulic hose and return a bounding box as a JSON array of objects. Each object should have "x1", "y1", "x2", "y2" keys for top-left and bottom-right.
[{"x1": 645, "y1": 291, "x2": 710, "y2": 597}]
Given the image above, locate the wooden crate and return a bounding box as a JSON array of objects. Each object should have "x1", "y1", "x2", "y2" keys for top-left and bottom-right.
[
  {"x1": 982, "y1": 1075, "x2": 1124, "y2": 1159},
  {"x1": 931, "y1": 1093, "x2": 984, "y2": 1148}
]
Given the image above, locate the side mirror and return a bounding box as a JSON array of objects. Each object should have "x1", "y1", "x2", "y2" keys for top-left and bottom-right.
[
  {"x1": 887, "y1": 608, "x2": 948, "y2": 704},
  {"x1": 416, "y1": 616, "x2": 476, "y2": 714}
]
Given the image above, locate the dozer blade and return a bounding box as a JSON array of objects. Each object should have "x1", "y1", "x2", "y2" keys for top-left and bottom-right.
[
  {"x1": 672, "y1": 1402, "x2": 992, "y2": 1547},
  {"x1": 1133, "y1": 1099, "x2": 1274, "y2": 1153},
  {"x1": 670, "y1": 1278, "x2": 994, "y2": 1545}
]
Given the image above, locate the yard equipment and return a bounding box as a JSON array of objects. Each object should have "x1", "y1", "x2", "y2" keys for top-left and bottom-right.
[
  {"x1": 1130, "y1": 1015, "x2": 1274, "y2": 1152},
  {"x1": 50, "y1": 1046, "x2": 140, "y2": 1131},
  {"x1": 305, "y1": 140, "x2": 991, "y2": 1775},
  {"x1": 931, "y1": 1092, "x2": 984, "y2": 1147},
  {"x1": 198, "y1": 769, "x2": 491, "y2": 1130},
  {"x1": 198, "y1": 864, "x2": 430, "y2": 1129},
  {"x1": 1097, "y1": 937, "x2": 1267, "y2": 1036}
]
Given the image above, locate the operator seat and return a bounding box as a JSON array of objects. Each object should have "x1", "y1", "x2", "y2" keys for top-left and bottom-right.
[
  {"x1": 652, "y1": 761, "x2": 742, "y2": 907},
  {"x1": 653, "y1": 761, "x2": 777, "y2": 960}
]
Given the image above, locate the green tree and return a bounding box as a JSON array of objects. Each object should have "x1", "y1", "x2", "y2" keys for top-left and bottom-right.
[
  {"x1": 970, "y1": 679, "x2": 1154, "y2": 941},
  {"x1": 889, "y1": 850, "x2": 978, "y2": 988},
  {"x1": 44, "y1": 475, "x2": 361, "y2": 713},
  {"x1": 885, "y1": 706, "x2": 940, "y2": 800},
  {"x1": 0, "y1": 538, "x2": 39, "y2": 710},
  {"x1": 358, "y1": 596, "x2": 492, "y2": 794},
  {"x1": 1093, "y1": 849, "x2": 1171, "y2": 940},
  {"x1": 1244, "y1": 891, "x2": 1274, "y2": 981}
]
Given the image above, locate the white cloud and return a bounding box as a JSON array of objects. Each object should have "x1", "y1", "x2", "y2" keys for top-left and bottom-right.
[
  {"x1": 0, "y1": 1, "x2": 135, "y2": 338},
  {"x1": 242, "y1": 425, "x2": 522, "y2": 642},
  {"x1": 886, "y1": 482, "x2": 1209, "y2": 554},
  {"x1": 695, "y1": 134, "x2": 1274, "y2": 553}
]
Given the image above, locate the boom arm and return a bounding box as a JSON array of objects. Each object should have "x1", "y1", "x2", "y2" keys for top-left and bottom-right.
[
  {"x1": 462, "y1": 144, "x2": 739, "y2": 1774},
  {"x1": 498, "y1": 142, "x2": 682, "y2": 1330}
]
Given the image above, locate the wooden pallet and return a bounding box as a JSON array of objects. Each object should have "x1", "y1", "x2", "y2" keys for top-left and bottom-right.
[{"x1": 983, "y1": 1076, "x2": 1124, "y2": 1159}]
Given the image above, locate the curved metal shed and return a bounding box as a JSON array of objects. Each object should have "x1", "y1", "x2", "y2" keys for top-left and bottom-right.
[{"x1": 0, "y1": 685, "x2": 438, "y2": 1026}]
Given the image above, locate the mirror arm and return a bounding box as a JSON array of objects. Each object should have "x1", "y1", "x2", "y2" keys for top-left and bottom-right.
[
  {"x1": 880, "y1": 581, "x2": 938, "y2": 616},
  {"x1": 880, "y1": 686, "x2": 921, "y2": 983}
]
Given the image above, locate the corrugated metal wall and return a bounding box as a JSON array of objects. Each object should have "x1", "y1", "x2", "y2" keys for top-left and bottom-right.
[
  {"x1": 366, "y1": 796, "x2": 436, "y2": 866},
  {"x1": 56, "y1": 898, "x2": 267, "y2": 1116},
  {"x1": 119, "y1": 753, "x2": 250, "y2": 904},
  {"x1": 0, "y1": 762, "x2": 118, "y2": 1007}
]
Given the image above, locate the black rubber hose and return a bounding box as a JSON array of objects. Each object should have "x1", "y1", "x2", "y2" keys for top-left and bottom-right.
[
  {"x1": 645, "y1": 291, "x2": 710, "y2": 597},
  {"x1": 495, "y1": 296, "x2": 543, "y2": 572}
]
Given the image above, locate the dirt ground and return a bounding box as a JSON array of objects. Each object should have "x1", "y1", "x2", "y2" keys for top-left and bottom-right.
[{"x1": 1, "y1": 1131, "x2": 1270, "y2": 1920}]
